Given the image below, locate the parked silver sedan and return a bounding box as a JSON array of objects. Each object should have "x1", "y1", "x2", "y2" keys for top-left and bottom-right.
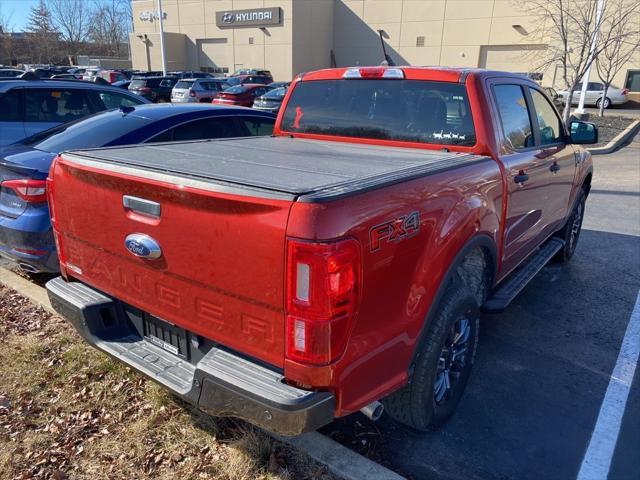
[
  {"x1": 171, "y1": 78, "x2": 229, "y2": 103},
  {"x1": 558, "y1": 81, "x2": 629, "y2": 109}
]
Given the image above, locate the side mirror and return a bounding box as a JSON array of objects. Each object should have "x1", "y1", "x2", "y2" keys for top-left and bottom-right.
[{"x1": 569, "y1": 120, "x2": 598, "y2": 144}]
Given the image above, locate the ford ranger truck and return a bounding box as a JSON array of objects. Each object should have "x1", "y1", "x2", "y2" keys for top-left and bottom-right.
[{"x1": 45, "y1": 67, "x2": 596, "y2": 435}]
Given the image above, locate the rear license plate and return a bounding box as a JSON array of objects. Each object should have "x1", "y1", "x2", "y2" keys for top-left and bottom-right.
[{"x1": 143, "y1": 314, "x2": 188, "y2": 358}]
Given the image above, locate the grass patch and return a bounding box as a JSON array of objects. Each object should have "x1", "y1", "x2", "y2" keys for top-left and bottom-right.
[{"x1": 0, "y1": 285, "x2": 333, "y2": 480}]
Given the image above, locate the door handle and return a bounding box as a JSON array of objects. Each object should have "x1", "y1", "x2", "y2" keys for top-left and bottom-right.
[
  {"x1": 550, "y1": 162, "x2": 560, "y2": 173},
  {"x1": 514, "y1": 172, "x2": 529, "y2": 184}
]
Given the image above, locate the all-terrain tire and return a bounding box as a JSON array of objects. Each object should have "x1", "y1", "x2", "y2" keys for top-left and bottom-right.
[
  {"x1": 554, "y1": 189, "x2": 586, "y2": 263},
  {"x1": 383, "y1": 282, "x2": 480, "y2": 431}
]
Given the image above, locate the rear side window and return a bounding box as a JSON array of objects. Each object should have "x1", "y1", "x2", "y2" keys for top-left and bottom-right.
[
  {"x1": 0, "y1": 89, "x2": 22, "y2": 121},
  {"x1": 493, "y1": 85, "x2": 533, "y2": 150},
  {"x1": 529, "y1": 88, "x2": 563, "y2": 145},
  {"x1": 236, "y1": 116, "x2": 275, "y2": 136},
  {"x1": 171, "y1": 117, "x2": 239, "y2": 141},
  {"x1": 160, "y1": 79, "x2": 176, "y2": 88},
  {"x1": 24, "y1": 89, "x2": 93, "y2": 122},
  {"x1": 281, "y1": 79, "x2": 476, "y2": 146},
  {"x1": 175, "y1": 80, "x2": 194, "y2": 89}
]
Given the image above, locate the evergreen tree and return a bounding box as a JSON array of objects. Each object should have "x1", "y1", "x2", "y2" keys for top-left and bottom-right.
[{"x1": 26, "y1": 0, "x2": 58, "y2": 64}]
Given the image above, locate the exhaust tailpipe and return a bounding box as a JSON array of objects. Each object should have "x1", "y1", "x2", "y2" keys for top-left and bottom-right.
[
  {"x1": 18, "y1": 263, "x2": 39, "y2": 274},
  {"x1": 360, "y1": 400, "x2": 384, "y2": 421}
]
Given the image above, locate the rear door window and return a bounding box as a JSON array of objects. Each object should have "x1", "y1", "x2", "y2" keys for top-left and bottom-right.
[
  {"x1": 88, "y1": 90, "x2": 143, "y2": 110},
  {"x1": 236, "y1": 116, "x2": 275, "y2": 136},
  {"x1": 0, "y1": 89, "x2": 23, "y2": 121},
  {"x1": 24, "y1": 88, "x2": 93, "y2": 122},
  {"x1": 171, "y1": 117, "x2": 239, "y2": 141},
  {"x1": 493, "y1": 84, "x2": 534, "y2": 149}
]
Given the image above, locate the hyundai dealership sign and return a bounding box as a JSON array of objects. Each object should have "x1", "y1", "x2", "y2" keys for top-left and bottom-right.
[{"x1": 216, "y1": 7, "x2": 282, "y2": 28}]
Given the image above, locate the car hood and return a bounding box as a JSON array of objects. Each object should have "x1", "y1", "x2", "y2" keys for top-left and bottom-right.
[{"x1": 1, "y1": 148, "x2": 56, "y2": 175}]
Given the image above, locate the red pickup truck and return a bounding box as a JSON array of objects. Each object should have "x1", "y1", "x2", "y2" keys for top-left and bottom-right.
[{"x1": 46, "y1": 67, "x2": 596, "y2": 435}]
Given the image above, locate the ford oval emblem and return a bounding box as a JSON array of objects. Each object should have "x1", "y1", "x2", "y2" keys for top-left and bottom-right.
[{"x1": 124, "y1": 233, "x2": 162, "y2": 260}]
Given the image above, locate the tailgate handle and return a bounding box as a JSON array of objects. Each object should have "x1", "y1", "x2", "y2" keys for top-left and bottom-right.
[{"x1": 123, "y1": 195, "x2": 161, "y2": 217}]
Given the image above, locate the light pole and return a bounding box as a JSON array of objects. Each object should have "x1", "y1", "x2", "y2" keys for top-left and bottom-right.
[
  {"x1": 576, "y1": 0, "x2": 605, "y2": 115},
  {"x1": 157, "y1": 0, "x2": 167, "y2": 76}
]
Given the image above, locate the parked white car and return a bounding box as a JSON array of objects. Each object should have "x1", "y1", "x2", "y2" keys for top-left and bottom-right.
[
  {"x1": 171, "y1": 78, "x2": 229, "y2": 103},
  {"x1": 557, "y1": 82, "x2": 629, "y2": 109}
]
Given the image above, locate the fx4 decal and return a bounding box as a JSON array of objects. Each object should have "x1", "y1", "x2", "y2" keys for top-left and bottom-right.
[{"x1": 369, "y1": 211, "x2": 420, "y2": 252}]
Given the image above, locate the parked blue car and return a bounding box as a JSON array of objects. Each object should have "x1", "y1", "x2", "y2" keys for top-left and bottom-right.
[{"x1": 0, "y1": 104, "x2": 276, "y2": 273}]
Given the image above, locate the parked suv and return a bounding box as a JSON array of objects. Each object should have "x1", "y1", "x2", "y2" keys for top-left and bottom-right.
[
  {"x1": 225, "y1": 75, "x2": 272, "y2": 87},
  {"x1": 171, "y1": 78, "x2": 229, "y2": 103},
  {"x1": 0, "y1": 79, "x2": 150, "y2": 146},
  {"x1": 232, "y1": 69, "x2": 273, "y2": 83},
  {"x1": 170, "y1": 71, "x2": 213, "y2": 79},
  {"x1": 129, "y1": 76, "x2": 178, "y2": 103}
]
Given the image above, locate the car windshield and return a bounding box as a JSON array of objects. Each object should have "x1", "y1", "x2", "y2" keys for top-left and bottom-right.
[
  {"x1": 25, "y1": 112, "x2": 149, "y2": 153},
  {"x1": 175, "y1": 80, "x2": 194, "y2": 89},
  {"x1": 225, "y1": 85, "x2": 247, "y2": 94},
  {"x1": 262, "y1": 87, "x2": 286, "y2": 99},
  {"x1": 129, "y1": 79, "x2": 147, "y2": 88},
  {"x1": 280, "y1": 79, "x2": 476, "y2": 146},
  {"x1": 225, "y1": 77, "x2": 242, "y2": 87}
]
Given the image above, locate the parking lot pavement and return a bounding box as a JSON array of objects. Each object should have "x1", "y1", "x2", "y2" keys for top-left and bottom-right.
[
  {"x1": 583, "y1": 101, "x2": 640, "y2": 119},
  {"x1": 321, "y1": 135, "x2": 640, "y2": 480}
]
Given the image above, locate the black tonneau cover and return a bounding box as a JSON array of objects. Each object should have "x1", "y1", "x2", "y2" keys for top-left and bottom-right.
[{"x1": 65, "y1": 136, "x2": 488, "y2": 201}]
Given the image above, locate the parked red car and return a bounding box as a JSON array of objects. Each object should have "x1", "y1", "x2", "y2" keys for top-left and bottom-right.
[{"x1": 212, "y1": 84, "x2": 273, "y2": 107}]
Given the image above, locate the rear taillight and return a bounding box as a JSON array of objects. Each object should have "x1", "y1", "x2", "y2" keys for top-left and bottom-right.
[
  {"x1": 285, "y1": 238, "x2": 361, "y2": 365},
  {"x1": 139, "y1": 87, "x2": 151, "y2": 93},
  {"x1": 622, "y1": 88, "x2": 629, "y2": 95},
  {"x1": 2, "y1": 179, "x2": 47, "y2": 203},
  {"x1": 189, "y1": 90, "x2": 196, "y2": 97}
]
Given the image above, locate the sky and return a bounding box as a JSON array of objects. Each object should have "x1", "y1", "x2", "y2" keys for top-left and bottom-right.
[
  {"x1": 0, "y1": 0, "x2": 130, "y2": 31},
  {"x1": 0, "y1": 0, "x2": 41, "y2": 31}
]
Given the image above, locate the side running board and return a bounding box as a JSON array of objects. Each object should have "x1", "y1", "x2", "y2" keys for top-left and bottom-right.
[{"x1": 483, "y1": 238, "x2": 565, "y2": 313}]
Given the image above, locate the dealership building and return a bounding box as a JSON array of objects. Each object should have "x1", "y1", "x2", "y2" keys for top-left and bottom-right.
[{"x1": 130, "y1": 0, "x2": 639, "y2": 92}]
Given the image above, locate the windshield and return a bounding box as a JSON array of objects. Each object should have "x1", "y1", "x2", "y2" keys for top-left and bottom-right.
[
  {"x1": 281, "y1": 79, "x2": 476, "y2": 146},
  {"x1": 225, "y1": 77, "x2": 242, "y2": 87},
  {"x1": 27, "y1": 112, "x2": 149, "y2": 153},
  {"x1": 175, "y1": 80, "x2": 194, "y2": 89},
  {"x1": 224, "y1": 85, "x2": 247, "y2": 94},
  {"x1": 130, "y1": 79, "x2": 147, "y2": 88},
  {"x1": 262, "y1": 87, "x2": 286, "y2": 99}
]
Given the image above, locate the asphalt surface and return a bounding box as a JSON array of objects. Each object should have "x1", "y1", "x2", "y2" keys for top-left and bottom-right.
[{"x1": 321, "y1": 134, "x2": 640, "y2": 480}]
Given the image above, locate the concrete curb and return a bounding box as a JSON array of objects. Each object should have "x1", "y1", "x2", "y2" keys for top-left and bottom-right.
[
  {"x1": 0, "y1": 268, "x2": 55, "y2": 314},
  {"x1": 588, "y1": 119, "x2": 640, "y2": 155},
  {"x1": 0, "y1": 267, "x2": 406, "y2": 480},
  {"x1": 277, "y1": 431, "x2": 406, "y2": 480}
]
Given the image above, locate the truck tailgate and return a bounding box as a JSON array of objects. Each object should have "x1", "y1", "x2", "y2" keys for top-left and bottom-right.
[{"x1": 50, "y1": 152, "x2": 292, "y2": 368}]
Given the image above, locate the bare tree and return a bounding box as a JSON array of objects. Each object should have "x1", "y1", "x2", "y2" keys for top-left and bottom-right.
[
  {"x1": 0, "y1": 4, "x2": 16, "y2": 65},
  {"x1": 596, "y1": 0, "x2": 640, "y2": 116},
  {"x1": 521, "y1": 0, "x2": 633, "y2": 125},
  {"x1": 88, "y1": 0, "x2": 130, "y2": 57},
  {"x1": 49, "y1": 0, "x2": 92, "y2": 58}
]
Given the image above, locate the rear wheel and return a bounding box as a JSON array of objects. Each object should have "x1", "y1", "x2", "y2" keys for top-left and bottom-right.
[
  {"x1": 155, "y1": 97, "x2": 168, "y2": 104},
  {"x1": 383, "y1": 282, "x2": 480, "y2": 431},
  {"x1": 596, "y1": 97, "x2": 611, "y2": 109},
  {"x1": 554, "y1": 189, "x2": 586, "y2": 263}
]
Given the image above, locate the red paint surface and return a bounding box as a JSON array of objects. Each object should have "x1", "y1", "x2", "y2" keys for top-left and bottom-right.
[{"x1": 49, "y1": 66, "x2": 593, "y2": 417}]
